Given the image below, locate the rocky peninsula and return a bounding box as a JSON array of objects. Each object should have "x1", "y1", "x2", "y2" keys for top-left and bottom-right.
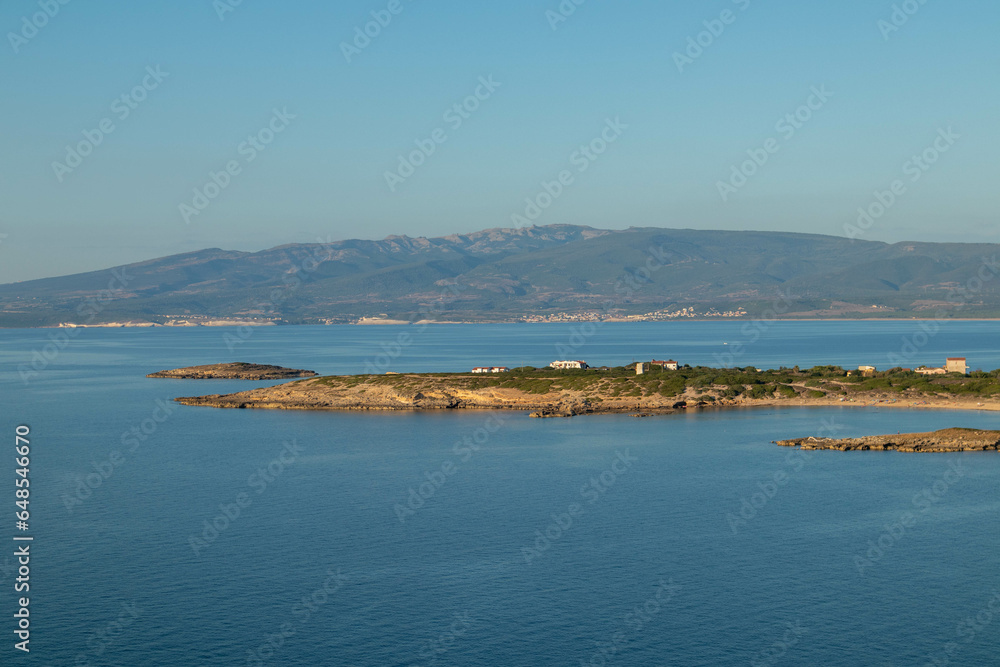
[
  {"x1": 172, "y1": 365, "x2": 1000, "y2": 418},
  {"x1": 777, "y1": 428, "x2": 1000, "y2": 452},
  {"x1": 148, "y1": 363, "x2": 317, "y2": 380}
]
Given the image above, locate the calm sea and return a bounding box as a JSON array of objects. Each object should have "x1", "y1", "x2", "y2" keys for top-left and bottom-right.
[{"x1": 1, "y1": 322, "x2": 998, "y2": 666}]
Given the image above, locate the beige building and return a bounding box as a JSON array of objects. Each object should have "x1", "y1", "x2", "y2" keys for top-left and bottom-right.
[
  {"x1": 915, "y1": 358, "x2": 968, "y2": 376},
  {"x1": 858, "y1": 365, "x2": 876, "y2": 377},
  {"x1": 946, "y1": 357, "x2": 968, "y2": 375}
]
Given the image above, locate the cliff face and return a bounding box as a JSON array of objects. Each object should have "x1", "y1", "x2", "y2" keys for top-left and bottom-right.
[{"x1": 777, "y1": 428, "x2": 1000, "y2": 452}]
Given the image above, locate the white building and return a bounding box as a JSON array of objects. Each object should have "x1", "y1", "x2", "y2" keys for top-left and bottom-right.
[
  {"x1": 490, "y1": 367, "x2": 510, "y2": 373},
  {"x1": 550, "y1": 360, "x2": 588, "y2": 370},
  {"x1": 471, "y1": 367, "x2": 491, "y2": 374}
]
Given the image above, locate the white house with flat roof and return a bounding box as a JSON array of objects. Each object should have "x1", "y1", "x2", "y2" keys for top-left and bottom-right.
[{"x1": 550, "y1": 360, "x2": 588, "y2": 370}]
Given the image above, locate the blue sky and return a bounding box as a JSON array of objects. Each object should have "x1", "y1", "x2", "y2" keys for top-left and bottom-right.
[{"x1": 1, "y1": 0, "x2": 998, "y2": 282}]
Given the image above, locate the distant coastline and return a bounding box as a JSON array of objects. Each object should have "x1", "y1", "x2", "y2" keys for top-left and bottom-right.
[{"x1": 11, "y1": 316, "x2": 1000, "y2": 330}]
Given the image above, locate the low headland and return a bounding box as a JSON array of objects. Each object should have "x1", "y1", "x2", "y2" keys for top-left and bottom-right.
[
  {"x1": 148, "y1": 362, "x2": 317, "y2": 380},
  {"x1": 777, "y1": 428, "x2": 1000, "y2": 452},
  {"x1": 174, "y1": 364, "x2": 1000, "y2": 419}
]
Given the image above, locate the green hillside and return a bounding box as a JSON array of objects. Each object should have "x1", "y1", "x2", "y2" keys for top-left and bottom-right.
[{"x1": 1, "y1": 225, "x2": 998, "y2": 326}]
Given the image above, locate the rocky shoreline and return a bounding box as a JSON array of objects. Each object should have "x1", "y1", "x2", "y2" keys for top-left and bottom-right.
[
  {"x1": 173, "y1": 374, "x2": 711, "y2": 415},
  {"x1": 776, "y1": 428, "x2": 1000, "y2": 452},
  {"x1": 171, "y1": 372, "x2": 1000, "y2": 422},
  {"x1": 148, "y1": 363, "x2": 317, "y2": 380}
]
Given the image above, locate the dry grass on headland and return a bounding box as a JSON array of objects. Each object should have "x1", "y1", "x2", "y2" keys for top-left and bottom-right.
[{"x1": 174, "y1": 365, "x2": 1000, "y2": 417}]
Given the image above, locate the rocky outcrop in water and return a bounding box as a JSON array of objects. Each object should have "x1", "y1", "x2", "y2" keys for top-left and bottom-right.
[
  {"x1": 529, "y1": 402, "x2": 596, "y2": 418},
  {"x1": 148, "y1": 363, "x2": 317, "y2": 380},
  {"x1": 776, "y1": 428, "x2": 1000, "y2": 452}
]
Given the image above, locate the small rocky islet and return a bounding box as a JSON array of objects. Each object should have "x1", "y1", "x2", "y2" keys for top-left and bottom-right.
[
  {"x1": 777, "y1": 428, "x2": 1000, "y2": 453},
  {"x1": 147, "y1": 362, "x2": 317, "y2": 380}
]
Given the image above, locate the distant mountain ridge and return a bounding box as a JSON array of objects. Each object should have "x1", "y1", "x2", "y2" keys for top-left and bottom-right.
[{"x1": 2, "y1": 225, "x2": 999, "y2": 326}]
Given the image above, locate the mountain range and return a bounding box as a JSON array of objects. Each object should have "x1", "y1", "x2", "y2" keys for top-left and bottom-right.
[{"x1": 2, "y1": 225, "x2": 999, "y2": 327}]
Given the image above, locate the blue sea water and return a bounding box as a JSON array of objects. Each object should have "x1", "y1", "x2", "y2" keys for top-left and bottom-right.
[{"x1": 1, "y1": 322, "x2": 999, "y2": 666}]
